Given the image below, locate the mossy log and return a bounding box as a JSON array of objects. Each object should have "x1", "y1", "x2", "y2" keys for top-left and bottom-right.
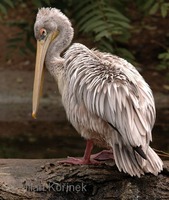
[{"x1": 0, "y1": 159, "x2": 168, "y2": 200}]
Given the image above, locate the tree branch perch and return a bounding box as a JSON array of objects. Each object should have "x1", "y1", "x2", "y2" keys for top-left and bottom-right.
[{"x1": 0, "y1": 159, "x2": 168, "y2": 199}]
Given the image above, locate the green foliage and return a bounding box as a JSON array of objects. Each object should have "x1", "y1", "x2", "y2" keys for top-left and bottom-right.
[
  {"x1": 158, "y1": 50, "x2": 169, "y2": 70},
  {"x1": 0, "y1": 0, "x2": 14, "y2": 18},
  {"x1": 136, "y1": 0, "x2": 169, "y2": 17},
  {"x1": 149, "y1": 1, "x2": 169, "y2": 17},
  {"x1": 136, "y1": 0, "x2": 169, "y2": 70},
  {"x1": 72, "y1": 0, "x2": 133, "y2": 61},
  {"x1": 147, "y1": 0, "x2": 169, "y2": 70},
  {"x1": 5, "y1": 0, "x2": 134, "y2": 62},
  {"x1": 7, "y1": 20, "x2": 35, "y2": 56},
  {"x1": 3, "y1": 0, "x2": 169, "y2": 71}
]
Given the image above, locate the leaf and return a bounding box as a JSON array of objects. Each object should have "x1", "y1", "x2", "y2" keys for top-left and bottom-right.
[
  {"x1": 80, "y1": 18, "x2": 104, "y2": 32},
  {"x1": 103, "y1": 7, "x2": 130, "y2": 22},
  {"x1": 142, "y1": 0, "x2": 155, "y2": 11},
  {"x1": 160, "y1": 3, "x2": 169, "y2": 18},
  {"x1": 0, "y1": 3, "x2": 7, "y2": 14},
  {"x1": 95, "y1": 30, "x2": 111, "y2": 41},
  {"x1": 4, "y1": 0, "x2": 14, "y2": 8},
  {"x1": 74, "y1": 0, "x2": 90, "y2": 12},
  {"x1": 149, "y1": 2, "x2": 159, "y2": 15},
  {"x1": 75, "y1": 3, "x2": 97, "y2": 20},
  {"x1": 73, "y1": 0, "x2": 132, "y2": 56},
  {"x1": 94, "y1": 25, "x2": 114, "y2": 34},
  {"x1": 99, "y1": 39, "x2": 114, "y2": 53},
  {"x1": 163, "y1": 85, "x2": 169, "y2": 90},
  {"x1": 77, "y1": 11, "x2": 99, "y2": 27},
  {"x1": 116, "y1": 48, "x2": 135, "y2": 62},
  {"x1": 158, "y1": 51, "x2": 169, "y2": 60},
  {"x1": 112, "y1": 20, "x2": 131, "y2": 29},
  {"x1": 157, "y1": 63, "x2": 168, "y2": 70}
]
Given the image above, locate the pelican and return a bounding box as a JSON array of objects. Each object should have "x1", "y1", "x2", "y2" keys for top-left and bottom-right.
[{"x1": 32, "y1": 7, "x2": 163, "y2": 177}]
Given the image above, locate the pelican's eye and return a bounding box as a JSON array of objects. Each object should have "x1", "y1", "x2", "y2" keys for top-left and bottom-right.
[{"x1": 39, "y1": 28, "x2": 47, "y2": 40}]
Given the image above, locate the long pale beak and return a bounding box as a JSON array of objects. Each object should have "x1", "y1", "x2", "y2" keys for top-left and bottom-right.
[{"x1": 32, "y1": 35, "x2": 52, "y2": 119}]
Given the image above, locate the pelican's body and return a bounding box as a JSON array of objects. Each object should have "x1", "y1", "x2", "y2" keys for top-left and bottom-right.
[{"x1": 33, "y1": 8, "x2": 163, "y2": 177}]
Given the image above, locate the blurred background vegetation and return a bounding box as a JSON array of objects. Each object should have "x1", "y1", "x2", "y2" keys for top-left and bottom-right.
[{"x1": 0, "y1": 0, "x2": 169, "y2": 69}]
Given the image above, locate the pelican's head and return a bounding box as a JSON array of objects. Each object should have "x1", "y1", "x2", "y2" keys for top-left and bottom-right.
[{"x1": 32, "y1": 8, "x2": 73, "y2": 118}]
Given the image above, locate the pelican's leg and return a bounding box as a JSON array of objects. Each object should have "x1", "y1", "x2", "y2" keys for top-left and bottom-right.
[{"x1": 58, "y1": 139, "x2": 99, "y2": 165}]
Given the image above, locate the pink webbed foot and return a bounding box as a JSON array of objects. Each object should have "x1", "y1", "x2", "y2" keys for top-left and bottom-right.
[
  {"x1": 58, "y1": 156, "x2": 99, "y2": 165},
  {"x1": 91, "y1": 150, "x2": 114, "y2": 161},
  {"x1": 57, "y1": 139, "x2": 100, "y2": 165},
  {"x1": 57, "y1": 140, "x2": 114, "y2": 165}
]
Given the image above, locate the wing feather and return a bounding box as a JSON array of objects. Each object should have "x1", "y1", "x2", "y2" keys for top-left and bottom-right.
[{"x1": 64, "y1": 43, "x2": 155, "y2": 150}]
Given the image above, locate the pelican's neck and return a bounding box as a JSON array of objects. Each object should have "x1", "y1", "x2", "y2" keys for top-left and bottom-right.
[
  {"x1": 45, "y1": 24, "x2": 73, "y2": 95},
  {"x1": 45, "y1": 23, "x2": 74, "y2": 78}
]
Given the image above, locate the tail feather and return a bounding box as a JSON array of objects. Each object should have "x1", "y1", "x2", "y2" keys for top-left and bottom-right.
[
  {"x1": 143, "y1": 146, "x2": 163, "y2": 175},
  {"x1": 112, "y1": 143, "x2": 163, "y2": 177},
  {"x1": 113, "y1": 144, "x2": 145, "y2": 177}
]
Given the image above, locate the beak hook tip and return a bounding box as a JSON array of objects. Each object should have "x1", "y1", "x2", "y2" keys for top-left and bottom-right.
[{"x1": 32, "y1": 112, "x2": 37, "y2": 119}]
